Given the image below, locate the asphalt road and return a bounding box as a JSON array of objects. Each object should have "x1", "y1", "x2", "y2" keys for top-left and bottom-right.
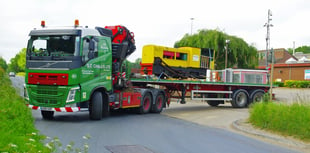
[
  {"x1": 10, "y1": 76, "x2": 299, "y2": 153},
  {"x1": 32, "y1": 111, "x2": 297, "y2": 153}
]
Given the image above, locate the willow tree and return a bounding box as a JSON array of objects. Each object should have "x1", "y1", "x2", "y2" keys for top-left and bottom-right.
[{"x1": 174, "y1": 29, "x2": 258, "y2": 70}]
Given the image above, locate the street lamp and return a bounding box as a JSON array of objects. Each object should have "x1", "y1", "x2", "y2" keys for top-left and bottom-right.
[
  {"x1": 190, "y1": 18, "x2": 194, "y2": 35},
  {"x1": 225, "y1": 39, "x2": 230, "y2": 69}
]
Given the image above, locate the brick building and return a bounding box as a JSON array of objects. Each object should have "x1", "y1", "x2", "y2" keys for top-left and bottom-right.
[
  {"x1": 271, "y1": 63, "x2": 310, "y2": 82},
  {"x1": 257, "y1": 48, "x2": 310, "y2": 82}
]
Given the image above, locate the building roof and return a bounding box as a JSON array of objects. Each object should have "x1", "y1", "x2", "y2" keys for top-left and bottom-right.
[
  {"x1": 258, "y1": 62, "x2": 310, "y2": 69},
  {"x1": 257, "y1": 48, "x2": 297, "y2": 66}
]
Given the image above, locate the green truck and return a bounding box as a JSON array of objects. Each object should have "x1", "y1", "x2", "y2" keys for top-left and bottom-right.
[{"x1": 24, "y1": 20, "x2": 166, "y2": 120}]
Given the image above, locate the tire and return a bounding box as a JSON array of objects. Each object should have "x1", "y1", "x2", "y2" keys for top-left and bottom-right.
[
  {"x1": 249, "y1": 89, "x2": 265, "y2": 103},
  {"x1": 89, "y1": 91, "x2": 103, "y2": 120},
  {"x1": 138, "y1": 93, "x2": 152, "y2": 114},
  {"x1": 41, "y1": 110, "x2": 54, "y2": 120},
  {"x1": 207, "y1": 101, "x2": 220, "y2": 107},
  {"x1": 151, "y1": 93, "x2": 164, "y2": 113},
  {"x1": 102, "y1": 93, "x2": 110, "y2": 117},
  {"x1": 231, "y1": 89, "x2": 249, "y2": 108}
]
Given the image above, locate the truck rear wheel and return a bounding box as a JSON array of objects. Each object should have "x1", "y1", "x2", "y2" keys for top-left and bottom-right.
[
  {"x1": 138, "y1": 93, "x2": 152, "y2": 114},
  {"x1": 41, "y1": 111, "x2": 54, "y2": 120},
  {"x1": 231, "y1": 89, "x2": 249, "y2": 108},
  {"x1": 89, "y1": 91, "x2": 103, "y2": 120},
  {"x1": 151, "y1": 93, "x2": 164, "y2": 113}
]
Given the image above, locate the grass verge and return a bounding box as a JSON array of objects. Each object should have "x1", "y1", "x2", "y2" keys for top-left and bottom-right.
[
  {"x1": 249, "y1": 102, "x2": 310, "y2": 142},
  {"x1": 0, "y1": 69, "x2": 49, "y2": 152}
]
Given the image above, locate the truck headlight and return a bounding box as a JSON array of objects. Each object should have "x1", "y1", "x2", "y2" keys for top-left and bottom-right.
[
  {"x1": 66, "y1": 87, "x2": 80, "y2": 103},
  {"x1": 24, "y1": 84, "x2": 29, "y2": 101}
]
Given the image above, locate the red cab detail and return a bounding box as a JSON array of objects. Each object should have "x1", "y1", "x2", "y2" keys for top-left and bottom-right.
[
  {"x1": 140, "y1": 63, "x2": 153, "y2": 75},
  {"x1": 28, "y1": 73, "x2": 68, "y2": 85}
]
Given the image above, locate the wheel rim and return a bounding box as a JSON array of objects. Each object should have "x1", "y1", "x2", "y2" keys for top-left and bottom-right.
[
  {"x1": 143, "y1": 97, "x2": 151, "y2": 111},
  {"x1": 253, "y1": 93, "x2": 263, "y2": 102},
  {"x1": 236, "y1": 92, "x2": 247, "y2": 106},
  {"x1": 156, "y1": 96, "x2": 163, "y2": 109}
]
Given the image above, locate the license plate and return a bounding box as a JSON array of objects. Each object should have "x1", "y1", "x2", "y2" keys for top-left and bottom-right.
[{"x1": 41, "y1": 107, "x2": 52, "y2": 111}]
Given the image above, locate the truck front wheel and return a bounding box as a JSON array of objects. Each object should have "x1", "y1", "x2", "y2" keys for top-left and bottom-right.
[
  {"x1": 89, "y1": 91, "x2": 103, "y2": 120},
  {"x1": 41, "y1": 111, "x2": 54, "y2": 120}
]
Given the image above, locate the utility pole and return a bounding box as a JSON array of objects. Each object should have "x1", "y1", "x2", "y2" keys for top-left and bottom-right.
[
  {"x1": 190, "y1": 18, "x2": 194, "y2": 35},
  {"x1": 264, "y1": 9, "x2": 273, "y2": 69},
  {"x1": 264, "y1": 9, "x2": 274, "y2": 102},
  {"x1": 269, "y1": 48, "x2": 274, "y2": 102}
]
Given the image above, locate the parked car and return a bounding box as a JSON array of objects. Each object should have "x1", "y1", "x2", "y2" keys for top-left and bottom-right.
[{"x1": 9, "y1": 72, "x2": 15, "y2": 77}]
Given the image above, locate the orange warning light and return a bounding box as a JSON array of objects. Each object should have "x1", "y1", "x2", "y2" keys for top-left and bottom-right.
[{"x1": 74, "y1": 19, "x2": 79, "y2": 28}]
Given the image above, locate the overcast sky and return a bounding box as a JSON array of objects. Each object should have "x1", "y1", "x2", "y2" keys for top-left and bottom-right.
[{"x1": 0, "y1": 0, "x2": 309, "y2": 63}]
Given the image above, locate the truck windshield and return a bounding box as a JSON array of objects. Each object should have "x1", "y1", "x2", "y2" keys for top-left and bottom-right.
[{"x1": 27, "y1": 35, "x2": 79, "y2": 59}]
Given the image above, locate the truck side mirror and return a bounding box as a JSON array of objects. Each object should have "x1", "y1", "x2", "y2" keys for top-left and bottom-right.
[
  {"x1": 89, "y1": 39, "x2": 95, "y2": 51},
  {"x1": 88, "y1": 51, "x2": 95, "y2": 59}
]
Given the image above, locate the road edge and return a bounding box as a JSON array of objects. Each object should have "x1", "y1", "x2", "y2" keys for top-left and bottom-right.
[{"x1": 232, "y1": 119, "x2": 310, "y2": 152}]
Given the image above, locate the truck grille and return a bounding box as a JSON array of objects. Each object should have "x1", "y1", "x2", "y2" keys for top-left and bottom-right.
[{"x1": 28, "y1": 85, "x2": 67, "y2": 107}]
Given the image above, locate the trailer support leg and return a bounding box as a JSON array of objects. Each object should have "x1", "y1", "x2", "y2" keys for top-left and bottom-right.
[{"x1": 180, "y1": 86, "x2": 186, "y2": 104}]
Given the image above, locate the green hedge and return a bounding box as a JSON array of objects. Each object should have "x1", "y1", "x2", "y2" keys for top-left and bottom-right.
[
  {"x1": 273, "y1": 82, "x2": 284, "y2": 87},
  {"x1": 284, "y1": 80, "x2": 310, "y2": 88}
]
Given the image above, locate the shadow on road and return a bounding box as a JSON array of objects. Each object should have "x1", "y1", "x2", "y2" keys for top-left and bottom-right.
[{"x1": 34, "y1": 109, "x2": 158, "y2": 123}]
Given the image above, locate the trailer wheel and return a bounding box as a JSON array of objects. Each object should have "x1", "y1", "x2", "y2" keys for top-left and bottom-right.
[
  {"x1": 250, "y1": 89, "x2": 265, "y2": 104},
  {"x1": 231, "y1": 89, "x2": 249, "y2": 108},
  {"x1": 151, "y1": 93, "x2": 164, "y2": 113},
  {"x1": 89, "y1": 91, "x2": 103, "y2": 120},
  {"x1": 41, "y1": 111, "x2": 54, "y2": 120},
  {"x1": 207, "y1": 101, "x2": 220, "y2": 107},
  {"x1": 139, "y1": 93, "x2": 152, "y2": 114}
]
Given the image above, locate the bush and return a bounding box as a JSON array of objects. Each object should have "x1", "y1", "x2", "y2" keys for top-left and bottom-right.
[
  {"x1": 284, "y1": 80, "x2": 310, "y2": 88},
  {"x1": 273, "y1": 82, "x2": 284, "y2": 87},
  {"x1": 249, "y1": 102, "x2": 310, "y2": 142}
]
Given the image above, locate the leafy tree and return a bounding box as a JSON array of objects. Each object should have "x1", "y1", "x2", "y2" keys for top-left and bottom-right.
[
  {"x1": 132, "y1": 58, "x2": 141, "y2": 69},
  {"x1": 287, "y1": 45, "x2": 310, "y2": 55},
  {"x1": 8, "y1": 57, "x2": 20, "y2": 73},
  {"x1": 17, "y1": 48, "x2": 26, "y2": 71},
  {"x1": 8, "y1": 48, "x2": 26, "y2": 72},
  {"x1": 174, "y1": 29, "x2": 258, "y2": 70},
  {"x1": 0, "y1": 57, "x2": 8, "y2": 71}
]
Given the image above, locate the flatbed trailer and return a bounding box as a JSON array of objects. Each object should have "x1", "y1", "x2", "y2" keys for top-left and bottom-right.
[{"x1": 131, "y1": 69, "x2": 270, "y2": 108}]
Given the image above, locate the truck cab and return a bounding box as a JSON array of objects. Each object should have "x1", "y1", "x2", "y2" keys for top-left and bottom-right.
[{"x1": 24, "y1": 20, "x2": 160, "y2": 120}]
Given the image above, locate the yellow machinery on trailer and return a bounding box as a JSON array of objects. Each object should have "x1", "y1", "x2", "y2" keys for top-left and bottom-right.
[{"x1": 140, "y1": 45, "x2": 214, "y2": 79}]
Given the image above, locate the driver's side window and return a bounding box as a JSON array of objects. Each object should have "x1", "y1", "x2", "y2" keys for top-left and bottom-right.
[
  {"x1": 82, "y1": 37, "x2": 98, "y2": 64},
  {"x1": 82, "y1": 38, "x2": 90, "y2": 63}
]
